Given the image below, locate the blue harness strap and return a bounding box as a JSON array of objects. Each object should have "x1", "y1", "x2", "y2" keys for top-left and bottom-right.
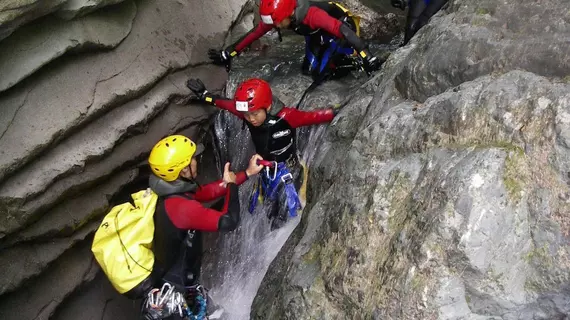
[
  {"x1": 305, "y1": 34, "x2": 354, "y2": 75},
  {"x1": 248, "y1": 162, "x2": 301, "y2": 217}
]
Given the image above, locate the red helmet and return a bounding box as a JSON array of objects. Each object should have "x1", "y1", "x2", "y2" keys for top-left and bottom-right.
[
  {"x1": 259, "y1": 0, "x2": 296, "y2": 25},
  {"x1": 234, "y1": 78, "x2": 273, "y2": 112}
]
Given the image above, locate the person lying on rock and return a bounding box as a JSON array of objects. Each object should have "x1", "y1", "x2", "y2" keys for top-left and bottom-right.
[
  {"x1": 146, "y1": 135, "x2": 264, "y2": 317},
  {"x1": 208, "y1": 0, "x2": 382, "y2": 82},
  {"x1": 187, "y1": 78, "x2": 341, "y2": 230},
  {"x1": 391, "y1": 0, "x2": 448, "y2": 45}
]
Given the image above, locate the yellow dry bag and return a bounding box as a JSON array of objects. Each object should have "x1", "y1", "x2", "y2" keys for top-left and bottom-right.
[{"x1": 91, "y1": 188, "x2": 157, "y2": 294}]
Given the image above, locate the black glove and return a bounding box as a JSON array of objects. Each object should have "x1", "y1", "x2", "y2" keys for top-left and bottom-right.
[
  {"x1": 186, "y1": 78, "x2": 208, "y2": 101},
  {"x1": 359, "y1": 50, "x2": 382, "y2": 76},
  {"x1": 208, "y1": 49, "x2": 232, "y2": 72},
  {"x1": 391, "y1": 0, "x2": 407, "y2": 10}
]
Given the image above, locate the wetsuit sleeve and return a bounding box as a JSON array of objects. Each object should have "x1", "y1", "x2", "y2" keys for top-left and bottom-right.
[
  {"x1": 193, "y1": 171, "x2": 249, "y2": 202},
  {"x1": 278, "y1": 107, "x2": 335, "y2": 128},
  {"x1": 303, "y1": 7, "x2": 367, "y2": 52},
  {"x1": 205, "y1": 96, "x2": 245, "y2": 119},
  {"x1": 226, "y1": 22, "x2": 274, "y2": 53},
  {"x1": 302, "y1": 7, "x2": 342, "y2": 38},
  {"x1": 164, "y1": 183, "x2": 240, "y2": 232}
]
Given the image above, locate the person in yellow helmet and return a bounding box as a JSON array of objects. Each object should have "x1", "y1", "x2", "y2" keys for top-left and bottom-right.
[{"x1": 146, "y1": 135, "x2": 264, "y2": 296}]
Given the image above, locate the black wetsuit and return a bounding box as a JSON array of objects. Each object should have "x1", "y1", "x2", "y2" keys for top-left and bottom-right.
[{"x1": 404, "y1": 0, "x2": 448, "y2": 45}]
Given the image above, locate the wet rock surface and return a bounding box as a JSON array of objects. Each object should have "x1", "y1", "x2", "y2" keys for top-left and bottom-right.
[
  {"x1": 0, "y1": 0, "x2": 250, "y2": 318},
  {"x1": 250, "y1": 0, "x2": 570, "y2": 319},
  {"x1": 0, "y1": 0, "x2": 136, "y2": 93}
]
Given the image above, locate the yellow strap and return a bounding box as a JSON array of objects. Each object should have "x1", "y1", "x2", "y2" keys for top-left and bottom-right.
[
  {"x1": 205, "y1": 97, "x2": 213, "y2": 102},
  {"x1": 359, "y1": 51, "x2": 367, "y2": 58},
  {"x1": 230, "y1": 51, "x2": 238, "y2": 57},
  {"x1": 353, "y1": 15, "x2": 361, "y2": 37},
  {"x1": 329, "y1": 2, "x2": 350, "y2": 14},
  {"x1": 328, "y1": 2, "x2": 360, "y2": 37}
]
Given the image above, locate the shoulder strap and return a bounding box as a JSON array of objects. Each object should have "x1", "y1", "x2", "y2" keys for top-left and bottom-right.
[
  {"x1": 294, "y1": 0, "x2": 311, "y2": 22},
  {"x1": 269, "y1": 96, "x2": 285, "y2": 116}
]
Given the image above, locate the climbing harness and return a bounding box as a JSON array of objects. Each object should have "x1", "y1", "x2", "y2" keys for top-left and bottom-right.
[
  {"x1": 143, "y1": 283, "x2": 208, "y2": 320},
  {"x1": 249, "y1": 161, "x2": 301, "y2": 218}
]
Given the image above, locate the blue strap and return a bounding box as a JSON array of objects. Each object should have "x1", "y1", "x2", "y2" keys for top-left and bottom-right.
[
  {"x1": 248, "y1": 163, "x2": 301, "y2": 217},
  {"x1": 318, "y1": 35, "x2": 354, "y2": 73},
  {"x1": 248, "y1": 181, "x2": 260, "y2": 214},
  {"x1": 284, "y1": 182, "x2": 301, "y2": 217}
]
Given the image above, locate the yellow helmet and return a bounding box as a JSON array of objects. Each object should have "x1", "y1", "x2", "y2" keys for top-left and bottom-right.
[{"x1": 148, "y1": 135, "x2": 197, "y2": 182}]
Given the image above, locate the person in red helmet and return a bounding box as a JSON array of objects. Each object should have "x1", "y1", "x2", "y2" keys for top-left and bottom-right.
[
  {"x1": 208, "y1": 0, "x2": 381, "y2": 80},
  {"x1": 186, "y1": 77, "x2": 341, "y2": 230}
]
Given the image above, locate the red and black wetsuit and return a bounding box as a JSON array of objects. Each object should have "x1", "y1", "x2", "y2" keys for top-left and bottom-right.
[
  {"x1": 149, "y1": 172, "x2": 249, "y2": 289},
  {"x1": 227, "y1": 0, "x2": 366, "y2": 61},
  {"x1": 208, "y1": 96, "x2": 335, "y2": 164}
]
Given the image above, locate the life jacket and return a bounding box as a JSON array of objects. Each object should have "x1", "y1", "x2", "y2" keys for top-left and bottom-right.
[
  {"x1": 291, "y1": 1, "x2": 361, "y2": 37},
  {"x1": 247, "y1": 97, "x2": 298, "y2": 163}
]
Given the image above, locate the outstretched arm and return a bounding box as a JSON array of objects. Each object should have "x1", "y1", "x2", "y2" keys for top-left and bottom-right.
[
  {"x1": 187, "y1": 78, "x2": 244, "y2": 119},
  {"x1": 278, "y1": 106, "x2": 335, "y2": 128},
  {"x1": 226, "y1": 21, "x2": 274, "y2": 54},
  {"x1": 164, "y1": 183, "x2": 240, "y2": 232},
  {"x1": 193, "y1": 171, "x2": 248, "y2": 202}
]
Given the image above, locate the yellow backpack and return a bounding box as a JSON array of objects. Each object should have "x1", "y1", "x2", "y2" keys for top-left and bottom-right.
[{"x1": 91, "y1": 188, "x2": 158, "y2": 295}]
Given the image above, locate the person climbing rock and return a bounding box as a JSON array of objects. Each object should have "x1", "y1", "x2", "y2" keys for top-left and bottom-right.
[
  {"x1": 146, "y1": 135, "x2": 265, "y2": 318},
  {"x1": 186, "y1": 78, "x2": 342, "y2": 230},
  {"x1": 391, "y1": 0, "x2": 448, "y2": 45},
  {"x1": 208, "y1": 0, "x2": 382, "y2": 81}
]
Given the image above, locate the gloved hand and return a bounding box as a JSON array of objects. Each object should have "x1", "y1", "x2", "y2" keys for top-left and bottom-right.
[
  {"x1": 208, "y1": 49, "x2": 232, "y2": 72},
  {"x1": 186, "y1": 78, "x2": 208, "y2": 101},
  {"x1": 391, "y1": 0, "x2": 407, "y2": 10},
  {"x1": 331, "y1": 103, "x2": 344, "y2": 116}
]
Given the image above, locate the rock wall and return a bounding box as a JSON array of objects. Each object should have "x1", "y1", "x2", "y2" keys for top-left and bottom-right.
[
  {"x1": 0, "y1": 0, "x2": 252, "y2": 319},
  {"x1": 252, "y1": 0, "x2": 570, "y2": 319}
]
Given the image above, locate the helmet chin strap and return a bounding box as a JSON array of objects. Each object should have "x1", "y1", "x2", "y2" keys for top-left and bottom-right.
[{"x1": 183, "y1": 161, "x2": 201, "y2": 188}]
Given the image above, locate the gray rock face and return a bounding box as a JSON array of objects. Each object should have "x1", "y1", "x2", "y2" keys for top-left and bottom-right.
[
  {"x1": 56, "y1": 0, "x2": 126, "y2": 20},
  {"x1": 0, "y1": 0, "x2": 136, "y2": 93},
  {"x1": 0, "y1": 0, "x2": 67, "y2": 41},
  {"x1": 0, "y1": 0, "x2": 246, "y2": 185},
  {"x1": 249, "y1": 0, "x2": 570, "y2": 319},
  {"x1": 395, "y1": 0, "x2": 570, "y2": 102},
  {"x1": 341, "y1": 0, "x2": 403, "y2": 40},
  {"x1": 0, "y1": 0, "x2": 250, "y2": 318},
  {"x1": 0, "y1": 239, "x2": 99, "y2": 320}
]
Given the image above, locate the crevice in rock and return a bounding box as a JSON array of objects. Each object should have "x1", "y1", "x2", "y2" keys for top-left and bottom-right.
[{"x1": 0, "y1": 86, "x2": 33, "y2": 141}]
